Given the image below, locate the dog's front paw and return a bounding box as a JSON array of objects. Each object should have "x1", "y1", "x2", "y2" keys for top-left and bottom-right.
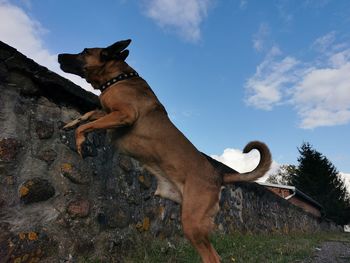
[{"x1": 63, "y1": 118, "x2": 81, "y2": 130}]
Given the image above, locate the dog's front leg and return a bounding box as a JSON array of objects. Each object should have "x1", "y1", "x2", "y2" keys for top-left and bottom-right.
[
  {"x1": 74, "y1": 106, "x2": 138, "y2": 157},
  {"x1": 63, "y1": 110, "x2": 106, "y2": 130}
]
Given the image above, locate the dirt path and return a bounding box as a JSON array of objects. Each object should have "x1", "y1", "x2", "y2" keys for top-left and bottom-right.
[{"x1": 303, "y1": 241, "x2": 350, "y2": 263}]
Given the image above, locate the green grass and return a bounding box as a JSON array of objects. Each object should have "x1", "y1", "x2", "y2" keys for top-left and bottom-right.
[{"x1": 81, "y1": 232, "x2": 350, "y2": 263}]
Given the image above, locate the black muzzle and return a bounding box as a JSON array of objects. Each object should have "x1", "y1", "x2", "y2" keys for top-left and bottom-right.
[{"x1": 58, "y1": 53, "x2": 85, "y2": 77}]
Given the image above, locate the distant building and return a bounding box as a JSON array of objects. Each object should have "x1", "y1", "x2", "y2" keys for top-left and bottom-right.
[{"x1": 258, "y1": 182, "x2": 323, "y2": 218}]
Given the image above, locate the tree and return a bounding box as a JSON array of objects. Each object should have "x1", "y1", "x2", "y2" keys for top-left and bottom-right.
[
  {"x1": 267, "y1": 164, "x2": 296, "y2": 185},
  {"x1": 291, "y1": 142, "x2": 350, "y2": 225}
]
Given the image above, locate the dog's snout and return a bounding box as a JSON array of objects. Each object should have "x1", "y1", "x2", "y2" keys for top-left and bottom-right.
[
  {"x1": 58, "y1": 54, "x2": 64, "y2": 63},
  {"x1": 57, "y1": 53, "x2": 85, "y2": 76},
  {"x1": 57, "y1": 53, "x2": 72, "y2": 64},
  {"x1": 57, "y1": 53, "x2": 69, "y2": 65}
]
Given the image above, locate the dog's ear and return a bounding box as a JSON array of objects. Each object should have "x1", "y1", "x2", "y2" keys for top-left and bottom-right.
[
  {"x1": 115, "y1": 50, "x2": 129, "y2": 61},
  {"x1": 101, "y1": 39, "x2": 131, "y2": 61}
]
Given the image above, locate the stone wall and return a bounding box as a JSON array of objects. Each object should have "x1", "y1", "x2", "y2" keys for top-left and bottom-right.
[{"x1": 0, "y1": 41, "x2": 340, "y2": 263}]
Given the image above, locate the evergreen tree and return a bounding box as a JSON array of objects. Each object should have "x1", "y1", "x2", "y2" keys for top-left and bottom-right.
[{"x1": 291, "y1": 142, "x2": 350, "y2": 225}]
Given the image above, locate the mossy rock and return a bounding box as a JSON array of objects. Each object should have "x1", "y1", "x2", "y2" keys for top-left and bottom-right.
[{"x1": 19, "y1": 178, "x2": 55, "y2": 204}]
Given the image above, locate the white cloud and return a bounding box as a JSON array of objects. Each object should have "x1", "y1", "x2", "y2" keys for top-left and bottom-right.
[
  {"x1": 339, "y1": 172, "x2": 350, "y2": 196},
  {"x1": 276, "y1": 1, "x2": 293, "y2": 24},
  {"x1": 239, "y1": 0, "x2": 247, "y2": 10},
  {"x1": 329, "y1": 49, "x2": 350, "y2": 67},
  {"x1": 143, "y1": 0, "x2": 213, "y2": 42},
  {"x1": 245, "y1": 46, "x2": 300, "y2": 110},
  {"x1": 0, "y1": 1, "x2": 98, "y2": 95},
  {"x1": 252, "y1": 23, "x2": 270, "y2": 52},
  {"x1": 293, "y1": 62, "x2": 350, "y2": 128},
  {"x1": 211, "y1": 147, "x2": 280, "y2": 182},
  {"x1": 246, "y1": 33, "x2": 350, "y2": 129},
  {"x1": 276, "y1": 0, "x2": 330, "y2": 26},
  {"x1": 303, "y1": 0, "x2": 331, "y2": 8},
  {"x1": 312, "y1": 31, "x2": 336, "y2": 53}
]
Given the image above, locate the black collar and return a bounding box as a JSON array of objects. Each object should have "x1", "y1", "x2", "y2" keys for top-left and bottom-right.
[{"x1": 99, "y1": 71, "x2": 139, "y2": 92}]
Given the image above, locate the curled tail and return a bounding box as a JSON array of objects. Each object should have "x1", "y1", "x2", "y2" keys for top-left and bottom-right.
[{"x1": 223, "y1": 141, "x2": 272, "y2": 184}]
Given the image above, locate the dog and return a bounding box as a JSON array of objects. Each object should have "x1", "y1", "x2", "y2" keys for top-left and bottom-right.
[{"x1": 58, "y1": 39, "x2": 272, "y2": 263}]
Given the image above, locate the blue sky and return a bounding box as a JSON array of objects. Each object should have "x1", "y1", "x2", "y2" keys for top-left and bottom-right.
[{"x1": 1, "y1": 0, "x2": 350, "y2": 184}]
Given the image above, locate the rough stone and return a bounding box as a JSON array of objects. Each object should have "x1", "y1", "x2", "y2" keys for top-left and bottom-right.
[
  {"x1": 60, "y1": 163, "x2": 89, "y2": 184},
  {"x1": 142, "y1": 217, "x2": 150, "y2": 231},
  {"x1": 0, "y1": 45, "x2": 13, "y2": 60},
  {"x1": 5, "y1": 53, "x2": 38, "y2": 72},
  {"x1": 136, "y1": 217, "x2": 151, "y2": 232},
  {"x1": 19, "y1": 178, "x2": 55, "y2": 204},
  {"x1": 138, "y1": 172, "x2": 152, "y2": 189},
  {"x1": 81, "y1": 133, "x2": 99, "y2": 157},
  {"x1": 9, "y1": 71, "x2": 39, "y2": 95},
  {"x1": 0, "y1": 138, "x2": 21, "y2": 162},
  {"x1": 119, "y1": 155, "x2": 133, "y2": 172},
  {"x1": 35, "y1": 120, "x2": 54, "y2": 139},
  {"x1": 36, "y1": 148, "x2": 57, "y2": 165},
  {"x1": 96, "y1": 202, "x2": 131, "y2": 229},
  {"x1": 107, "y1": 206, "x2": 131, "y2": 229},
  {"x1": 0, "y1": 198, "x2": 5, "y2": 208},
  {"x1": 0, "y1": 62, "x2": 8, "y2": 82},
  {"x1": 5, "y1": 175, "x2": 15, "y2": 185},
  {"x1": 74, "y1": 238, "x2": 94, "y2": 254},
  {"x1": 59, "y1": 131, "x2": 75, "y2": 150},
  {"x1": 0, "y1": 231, "x2": 49, "y2": 263},
  {"x1": 97, "y1": 212, "x2": 108, "y2": 226},
  {"x1": 67, "y1": 199, "x2": 90, "y2": 218},
  {"x1": 59, "y1": 130, "x2": 99, "y2": 158},
  {"x1": 13, "y1": 97, "x2": 26, "y2": 115}
]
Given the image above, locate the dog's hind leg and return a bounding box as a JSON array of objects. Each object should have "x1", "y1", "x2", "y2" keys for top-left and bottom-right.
[{"x1": 181, "y1": 178, "x2": 221, "y2": 263}]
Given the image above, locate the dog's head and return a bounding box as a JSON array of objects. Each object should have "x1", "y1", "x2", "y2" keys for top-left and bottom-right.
[{"x1": 58, "y1": 39, "x2": 131, "y2": 80}]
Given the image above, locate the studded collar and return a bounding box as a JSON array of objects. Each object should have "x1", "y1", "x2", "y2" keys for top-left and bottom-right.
[{"x1": 99, "y1": 71, "x2": 139, "y2": 93}]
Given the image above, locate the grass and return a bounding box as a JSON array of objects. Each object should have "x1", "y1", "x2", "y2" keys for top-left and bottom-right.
[{"x1": 81, "y1": 232, "x2": 350, "y2": 263}]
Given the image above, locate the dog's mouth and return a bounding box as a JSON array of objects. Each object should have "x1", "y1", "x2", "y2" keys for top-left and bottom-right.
[{"x1": 58, "y1": 54, "x2": 85, "y2": 77}]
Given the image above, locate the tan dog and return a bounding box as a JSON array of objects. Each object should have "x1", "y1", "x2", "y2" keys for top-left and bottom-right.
[{"x1": 58, "y1": 39, "x2": 272, "y2": 263}]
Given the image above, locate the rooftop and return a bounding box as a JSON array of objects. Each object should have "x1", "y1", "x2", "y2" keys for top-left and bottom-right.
[{"x1": 258, "y1": 182, "x2": 323, "y2": 209}]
